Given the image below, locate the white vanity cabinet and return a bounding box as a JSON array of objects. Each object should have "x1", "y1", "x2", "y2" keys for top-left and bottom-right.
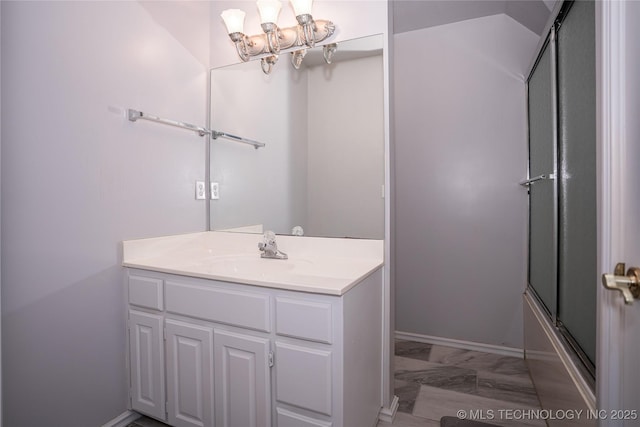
[
  {"x1": 214, "y1": 329, "x2": 271, "y2": 427},
  {"x1": 126, "y1": 267, "x2": 383, "y2": 427},
  {"x1": 128, "y1": 275, "x2": 166, "y2": 421},
  {"x1": 128, "y1": 309, "x2": 166, "y2": 420},
  {"x1": 165, "y1": 319, "x2": 214, "y2": 427}
]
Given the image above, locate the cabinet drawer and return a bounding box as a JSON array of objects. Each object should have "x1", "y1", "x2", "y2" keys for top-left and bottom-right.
[
  {"x1": 275, "y1": 342, "x2": 332, "y2": 416},
  {"x1": 165, "y1": 281, "x2": 270, "y2": 332},
  {"x1": 275, "y1": 298, "x2": 332, "y2": 344},
  {"x1": 276, "y1": 408, "x2": 332, "y2": 427},
  {"x1": 129, "y1": 275, "x2": 163, "y2": 310}
]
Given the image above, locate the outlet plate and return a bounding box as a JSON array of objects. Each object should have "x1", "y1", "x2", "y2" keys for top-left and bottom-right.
[
  {"x1": 211, "y1": 182, "x2": 220, "y2": 200},
  {"x1": 196, "y1": 181, "x2": 206, "y2": 200}
]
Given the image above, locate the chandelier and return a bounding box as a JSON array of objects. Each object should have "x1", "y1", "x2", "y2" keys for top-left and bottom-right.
[{"x1": 221, "y1": 0, "x2": 337, "y2": 74}]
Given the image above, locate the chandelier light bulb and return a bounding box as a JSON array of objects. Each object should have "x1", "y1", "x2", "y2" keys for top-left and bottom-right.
[
  {"x1": 289, "y1": 0, "x2": 313, "y2": 17},
  {"x1": 257, "y1": 0, "x2": 282, "y2": 24},
  {"x1": 221, "y1": 9, "x2": 246, "y2": 34}
]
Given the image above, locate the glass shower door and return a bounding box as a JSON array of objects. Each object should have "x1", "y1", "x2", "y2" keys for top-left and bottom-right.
[
  {"x1": 556, "y1": 0, "x2": 596, "y2": 369},
  {"x1": 527, "y1": 38, "x2": 557, "y2": 318},
  {"x1": 526, "y1": 0, "x2": 596, "y2": 376}
]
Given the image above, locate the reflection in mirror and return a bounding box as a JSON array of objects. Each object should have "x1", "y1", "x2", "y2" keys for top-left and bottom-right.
[{"x1": 209, "y1": 35, "x2": 384, "y2": 239}]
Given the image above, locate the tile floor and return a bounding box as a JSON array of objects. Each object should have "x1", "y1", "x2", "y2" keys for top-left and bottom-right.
[
  {"x1": 377, "y1": 340, "x2": 544, "y2": 427},
  {"x1": 128, "y1": 340, "x2": 542, "y2": 427}
]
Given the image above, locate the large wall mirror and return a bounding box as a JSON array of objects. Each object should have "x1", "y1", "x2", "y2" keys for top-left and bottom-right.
[{"x1": 209, "y1": 34, "x2": 384, "y2": 239}]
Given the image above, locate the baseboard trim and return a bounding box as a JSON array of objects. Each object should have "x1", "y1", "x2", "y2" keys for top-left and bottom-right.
[
  {"x1": 395, "y1": 331, "x2": 524, "y2": 359},
  {"x1": 101, "y1": 410, "x2": 141, "y2": 427},
  {"x1": 378, "y1": 395, "x2": 399, "y2": 423}
]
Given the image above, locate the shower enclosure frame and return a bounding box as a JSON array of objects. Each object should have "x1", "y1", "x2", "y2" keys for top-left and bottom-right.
[{"x1": 524, "y1": 0, "x2": 597, "y2": 385}]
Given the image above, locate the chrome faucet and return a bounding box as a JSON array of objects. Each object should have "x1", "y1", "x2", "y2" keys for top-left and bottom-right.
[{"x1": 258, "y1": 231, "x2": 288, "y2": 260}]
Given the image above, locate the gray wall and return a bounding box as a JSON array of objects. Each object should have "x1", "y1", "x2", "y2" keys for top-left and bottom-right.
[
  {"x1": 1, "y1": 2, "x2": 207, "y2": 426},
  {"x1": 393, "y1": 14, "x2": 539, "y2": 349}
]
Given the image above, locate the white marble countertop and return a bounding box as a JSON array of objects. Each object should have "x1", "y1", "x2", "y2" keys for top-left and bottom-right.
[{"x1": 122, "y1": 231, "x2": 384, "y2": 295}]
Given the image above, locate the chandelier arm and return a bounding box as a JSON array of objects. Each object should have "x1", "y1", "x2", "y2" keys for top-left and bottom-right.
[
  {"x1": 261, "y1": 55, "x2": 278, "y2": 74},
  {"x1": 234, "y1": 40, "x2": 250, "y2": 62},
  {"x1": 268, "y1": 28, "x2": 281, "y2": 54},
  {"x1": 303, "y1": 22, "x2": 316, "y2": 48},
  {"x1": 261, "y1": 22, "x2": 281, "y2": 54},
  {"x1": 291, "y1": 49, "x2": 306, "y2": 69}
]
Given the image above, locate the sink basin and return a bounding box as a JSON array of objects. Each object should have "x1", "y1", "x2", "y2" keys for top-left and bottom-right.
[
  {"x1": 170, "y1": 252, "x2": 377, "y2": 284},
  {"x1": 205, "y1": 255, "x2": 312, "y2": 277}
]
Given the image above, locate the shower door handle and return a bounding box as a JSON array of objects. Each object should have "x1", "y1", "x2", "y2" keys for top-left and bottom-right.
[
  {"x1": 602, "y1": 263, "x2": 640, "y2": 305},
  {"x1": 519, "y1": 173, "x2": 555, "y2": 187}
]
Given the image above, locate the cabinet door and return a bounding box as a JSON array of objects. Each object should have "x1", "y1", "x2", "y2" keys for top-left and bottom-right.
[
  {"x1": 166, "y1": 319, "x2": 215, "y2": 427},
  {"x1": 214, "y1": 330, "x2": 271, "y2": 427},
  {"x1": 274, "y1": 342, "x2": 332, "y2": 416},
  {"x1": 129, "y1": 310, "x2": 166, "y2": 420}
]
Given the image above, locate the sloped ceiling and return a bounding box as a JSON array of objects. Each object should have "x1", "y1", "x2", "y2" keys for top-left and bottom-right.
[
  {"x1": 139, "y1": 0, "x2": 211, "y2": 67},
  {"x1": 393, "y1": 0, "x2": 556, "y2": 36}
]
